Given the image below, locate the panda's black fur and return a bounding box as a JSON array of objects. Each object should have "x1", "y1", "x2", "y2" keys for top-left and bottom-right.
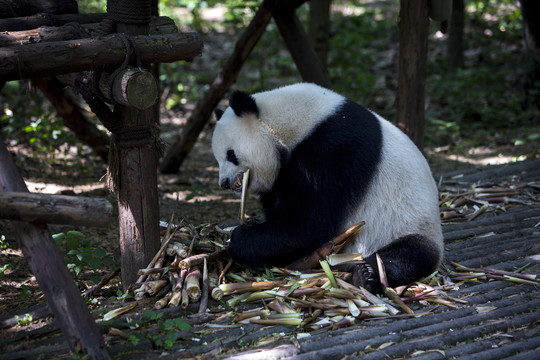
[
  {"x1": 234, "y1": 99, "x2": 382, "y2": 265},
  {"x1": 212, "y1": 84, "x2": 443, "y2": 293}
]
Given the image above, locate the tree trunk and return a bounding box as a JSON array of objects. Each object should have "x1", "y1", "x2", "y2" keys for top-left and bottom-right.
[
  {"x1": 447, "y1": 0, "x2": 465, "y2": 72},
  {"x1": 397, "y1": 0, "x2": 429, "y2": 150},
  {"x1": 521, "y1": 0, "x2": 540, "y2": 108},
  {"x1": 0, "y1": 191, "x2": 112, "y2": 227},
  {"x1": 308, "y1": 0, "x2": 331, "y2": 73}
]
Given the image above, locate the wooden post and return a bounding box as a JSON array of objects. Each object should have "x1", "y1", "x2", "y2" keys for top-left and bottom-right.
[
  {"x1": 0, "y1": 142, "x2": 111, "y2": 359},
  {"x1": 113, "y1": 21, "x2": 161, "y2": 289},
  {"x1": 397, "y1": 0, "x2": 429, "y2": 150}
]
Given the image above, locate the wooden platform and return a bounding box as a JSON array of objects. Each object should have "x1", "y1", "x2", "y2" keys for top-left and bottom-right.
[{"x1": 1, "y1": 159, "x2": 539, "y2": 359}]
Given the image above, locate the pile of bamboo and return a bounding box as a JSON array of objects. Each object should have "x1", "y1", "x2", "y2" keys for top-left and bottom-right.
[
  {"x1": 132, "y1": 222, "x2": 230, "y2": 312},
  {"x1": 122, "y1": 179, "x2": 540, "y2": 330},
  {"x1": 439, "y1": 181, "x2": 539, "y2": 222},
  {"x1": 122, "y1": 220, "x2": 538, "y2": 331}
]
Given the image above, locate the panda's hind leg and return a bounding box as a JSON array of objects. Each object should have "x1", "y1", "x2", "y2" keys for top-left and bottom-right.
[{"x1": 352, "y1": 234, "x2": 441, "y2": 294}]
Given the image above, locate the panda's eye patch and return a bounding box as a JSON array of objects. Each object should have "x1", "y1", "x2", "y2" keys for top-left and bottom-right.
[{"x1": 226, "y1": 149, "x2": 239, "y2": 165}]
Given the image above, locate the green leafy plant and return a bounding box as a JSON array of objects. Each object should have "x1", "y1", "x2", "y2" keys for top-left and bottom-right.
[
  {"x1": 0, "y1": 264, "x2": 10, "y2": 277},
  {"x1": 112, "y1": 289, "x2": 133, "y2": 302},
  {"x1": 14, "y1": 313, "x2": 33, "y2": 326},
  {"x1": 17, "y1": 285, "x2": 31, "y2": 301},
  {"x1": 53, "y1": 231, "x2": 116, "y2": 283},
  {"x1": 142, "y1": 309, "x2": 192, "y2": 350}
]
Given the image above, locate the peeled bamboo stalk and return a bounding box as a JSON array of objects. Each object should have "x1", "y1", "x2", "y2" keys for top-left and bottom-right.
[
  {"x1": 233, "y1": 309, "x2": 269, "y2": 323},
  {"x1": 209, "y1": 269, "x2": 224, "y2": 300},
  {"x1": 103, "y1": 302, "x2": 137, "y2": 321},
  {"x1": 186, "y1": 267, "x2": 202, "y2": 302},
  {"x1": 198, "y1": 258, "x2": 209, "y2": 313},
  {"x1": 181, "y1": 288, "x2": 189, "y2": 309},
  {"x1": 168, "y1": 290, "x2": 182, "y2": 307},
  {"x1": 219, "y1": 280, "x2": 286, "y2": 295},
  {"x1": 155, "y1": 292, "x2": 173, "y2": 310},
  {"x1": 239, "y1": 169, "x2": 250, "y2": 225},
  {"x1": 178, "y1": 249, "x2": 227, "y2": 269}
]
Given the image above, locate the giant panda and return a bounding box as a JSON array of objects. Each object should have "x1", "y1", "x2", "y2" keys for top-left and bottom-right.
[{"x1": 211, "y1": 83, "x2": 443, "y2": 293}]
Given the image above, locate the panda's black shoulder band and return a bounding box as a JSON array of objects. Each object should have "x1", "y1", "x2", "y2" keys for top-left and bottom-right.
[{"x1": 229, "y1": 91, "x2": 259, "y2": 118}]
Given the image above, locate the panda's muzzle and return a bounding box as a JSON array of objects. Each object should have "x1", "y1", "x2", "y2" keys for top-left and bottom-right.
[{"x1": 220, "y1": 172, "x2": 244, "y2": 193}]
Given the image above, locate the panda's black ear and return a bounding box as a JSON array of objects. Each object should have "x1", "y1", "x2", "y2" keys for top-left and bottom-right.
[
  {"x1": 214, "y1": 108, "x2": 224, "y2": 121},
  {"x1": 229, "y1": 91, "x2": 259, "y2": 118}
]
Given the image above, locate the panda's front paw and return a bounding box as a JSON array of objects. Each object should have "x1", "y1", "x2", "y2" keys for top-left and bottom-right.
[
  {"x1": 352, "y1": 263, "x2": 382, "y2": 295},
  {"x1": 229, "y1": 225, "x2": 262, "y2": 268}
]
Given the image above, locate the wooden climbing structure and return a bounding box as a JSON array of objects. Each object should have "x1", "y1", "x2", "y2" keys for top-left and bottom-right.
[{"x1": 0, "y1": 0, "x2": 202, "y2": 357}]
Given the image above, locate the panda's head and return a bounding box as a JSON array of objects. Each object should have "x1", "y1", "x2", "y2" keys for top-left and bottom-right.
[{"x1": 212, "y1": 90, "x2": 286, "y2": 195}]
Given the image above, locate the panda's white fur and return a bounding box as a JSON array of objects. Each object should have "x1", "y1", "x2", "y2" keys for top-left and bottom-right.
[
  {"x1": 212, "y1": 83, "x2": 443, "y2": 291},
  {"x1": 213, "y1": 83, "x2": 344, "y2": 194},
  {"x1": 342, "y1": 112, "x2": 443, "y2": 258}
]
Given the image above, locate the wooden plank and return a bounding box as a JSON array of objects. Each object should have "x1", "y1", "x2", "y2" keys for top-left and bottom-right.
[
  {"x1": 0, "y1": 191, "x2": 112, "y2": 227},
  {"x1": 0, "y1": 142, "x2": 111, "y2": 359},
  {"x1": 0, "y1": 32, "x2": 203, "y2": 81}
]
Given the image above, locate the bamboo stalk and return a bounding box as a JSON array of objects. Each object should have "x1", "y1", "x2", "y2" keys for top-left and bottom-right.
[
  {"x1": 186, "y1": 267, "x2": 201, "y2": 302},
  {"x1": 178, "y1": 249, "x2": 227, "y2": 269},
  {"x1": 209, "y1": 269, "x2": 224, "y2": 300},
  {"x1": 219, "y1": 280, "x2": 286, "y2": 295},
  {"x1": 155, "y1": 292, "x2": 173, "y2": 310},
  {"x1": 287, "y1": 221, "x2": 365, "y2": 270},
  {"x1": 239, "y1": 169, "x2": 250, "y2": 225},
  {"x1": 198, "y1": 259, "x2": 209, "y2": 313},
  {"x1": 181, "y1": 288, "x2": 189, "y2": 309}
]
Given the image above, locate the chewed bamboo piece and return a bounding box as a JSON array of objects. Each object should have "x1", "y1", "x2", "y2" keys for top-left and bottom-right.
[
  {"x1": 287, "y1": 221, "x2": 365, "y2": 270},
  {"x1": 439, "y1": 181, "x2": 539, "y2": 222},
  {"x1": 239, "y1": 169, "x2": 250, "y2": 225}
]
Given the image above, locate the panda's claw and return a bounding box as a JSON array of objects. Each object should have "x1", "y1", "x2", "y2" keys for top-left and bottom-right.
[{"x1": 352, "y1": 263, "x2": 382, "y2": 295}]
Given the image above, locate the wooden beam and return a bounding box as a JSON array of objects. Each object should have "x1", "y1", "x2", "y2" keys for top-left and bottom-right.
[
  {"x1": 0, "y1": 191, "x2": 112, "y2": 227},
  {"x1": 0, "y1": 16, "x2": 177, "y2": 47},
  {"x1": 0, "y1": 13, "x2": 106, "y2": 32},
  {"x1": 397, "y1": 0, "x2": 429, "y2": 150},
  {"x1": 0, "y1": 0, "x2": 78, "y2": 19},
  {"x1": 0, "y1": 32, "x2": 203, "y2": 81},
  {"x1": 0, "y1": 142, "x2": 111, "y2": 359},
  {"x1": 271, "y1": 6, "x2": 332, "y2": 89},
  {"x1": 159, "y1": 3, "x2": 273, "y2": 174}
]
